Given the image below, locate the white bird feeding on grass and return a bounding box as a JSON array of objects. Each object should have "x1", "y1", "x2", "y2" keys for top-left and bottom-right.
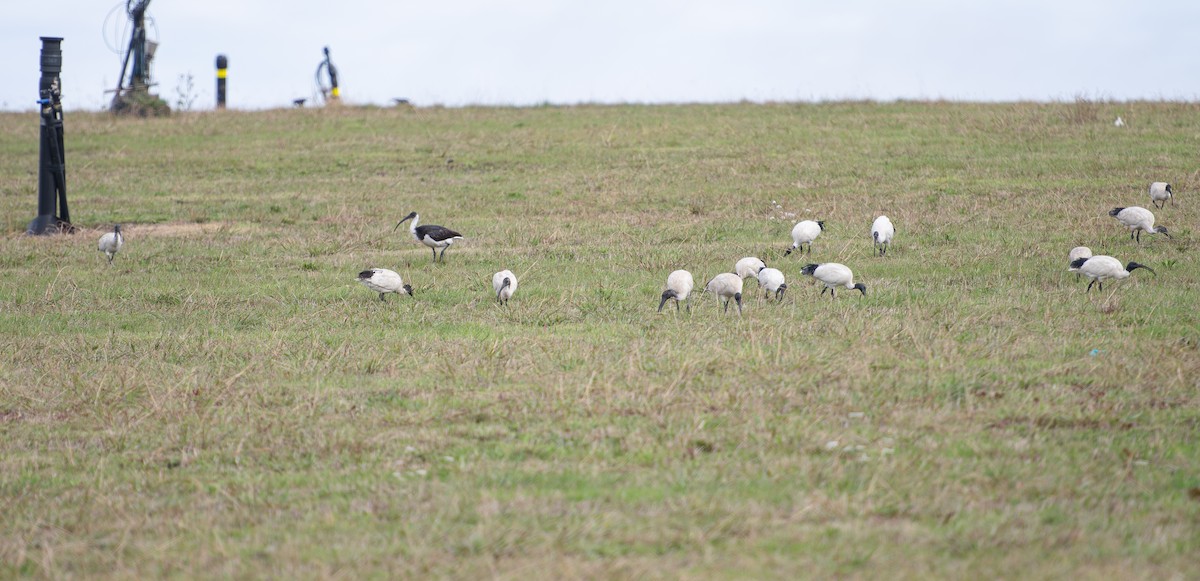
[
  {"x1": 1109, "y1": 206, "x2": 1170, "y2": 243},
  {"x1": 1070, "y1": 256, "x2": 1155, "y2": 293},
  {"x1": 1068, "y1": 246, "x2": 1092, "y2": 280},
  {"x1": 704, "y1": 273, "x2": 744, "y2": 315},
  {"x1": 97, "y1": 224, "x2": 123, "y2": 264},
  {"x1": 658, "y1": 269, "x2": 695, "y2": 313},
  {"x1": 492, "y1": 270, "x2": 517, "y2": 305},
  {"x1": 357, "y1": 268, "x2": 413, "y2": 302},
  {"x1": 1149, "y1": 182, "x2": 1174, "y2": 209},
  {"x1": 784, "y1": 220, "x2": 824, "y2": 256},
  {"x1": 871, "y1": 215, "x2": 895, "y2": 256},
  {"x1": 800, "y1": 263, "x2": 867, "y2": 298},
  {"x1": 756, "y1": 267, "x2": 787, "y2": 302},
  {"x1": 394, "y1": 211, "x2": 464, "y2": 262},
  {"x1": 735, "y1": 257, "x2": 767, "y2": 284}
]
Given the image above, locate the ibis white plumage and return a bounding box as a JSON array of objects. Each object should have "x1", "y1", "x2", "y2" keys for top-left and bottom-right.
[
  {"x1": 784, "y1": 220, "x2": 824, "y2": 256},
  {"x1": 1148, "y1": 182, "x2": 1174, "y2": 209},
  {"x1": 394, "y1": 211, "x2": 464, "y2": 262},
  {"x1": 658, "y1": 269, "x2": 695, "y2": 312},
  {"x1": 97, "y1": 224, "x2": 123, "y2": 264},
  {"x1": 800, "y1": 263, "x2": 867, "y2": 298},
  {"x1": 1069, "y1": 255, "x2": 1155, "y2": 292},
  {"x1": 735, "y1": 257, "x2": 767, "y2": 284},
  {"x1": 704, "y1": 273, "x2": 744, "y2": 315},
  {"x1": 357, "y1": 268, "x2": 413, "y2": 302},
  {"x1": 1109, "y1": 206, "x2": 1170, "y2": 243},
  {"x1": 492, "y1": 270, "x2": 517, "y2": 305},
  {"x1": 756, "y1": 267, "x2": 787, "y2": 301},
  {"x1": 871, "y1": 215, "x2": 895, "y2": 256}
]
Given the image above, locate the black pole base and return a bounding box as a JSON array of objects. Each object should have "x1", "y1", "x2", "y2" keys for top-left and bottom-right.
[{"x1": 27, "y1": 214, "x2": 76, "y2": 235}]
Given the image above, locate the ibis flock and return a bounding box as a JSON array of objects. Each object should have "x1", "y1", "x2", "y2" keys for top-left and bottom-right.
[
  {"x1": 1068, "y1": 181, "x2": 1178, "y2": 293},
  {"x1": 96, "y1": 180, "x2": 1174, "y2": 310}
]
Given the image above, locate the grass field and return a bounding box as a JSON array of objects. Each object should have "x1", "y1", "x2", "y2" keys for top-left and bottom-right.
[{"x1": 1, "y1": 101, "x2": 1199, "y2": 579}]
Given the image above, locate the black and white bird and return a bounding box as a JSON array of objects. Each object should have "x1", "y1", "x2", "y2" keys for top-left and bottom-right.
[
  {"x1": 704, "y1": 273, "x2": 744, "y2": 315},
  {"x1": 357, "y1": 268, "x2": 413, "y2": 302},
  {"x1": 394, "y1": 211, "x2": 464, "y2": 262},
  {"x1": 492, "y1": 269, "x2": 517, "y2": 305},
  {"x1": 784, "y1": 220, "x2": 824, "y2": 256},
  {"x1": 1148, "y1": 182, "x2": 1174, "y2": 209},
  {"x1": 756, "y1": 267, "x2": 787, "y2": 301},
  {"x1": 1109, "y1": 206, "x2": 1170, "y2": 243},
  {"x1": 800, "y1": 263, "x2": 867, "y2": 298},
  {"x1": 1068, "y1": 246, "x2": 1092, "y2": 280},
  {"x1": 97, "y1": 224, "x2": 123, "y2": 264},
  {"x1": 658, "y1": 269, "x2": 695, "y2": 313},
  {"x1": 871, "y1": 215, "x2": 894, "y2": 256},
  {"x1": 735, "y1": 257, "x2": 767, "y2": 284},
  {"x1": 1069, "y1": 255, "x2": 1155, "y2": 292}
]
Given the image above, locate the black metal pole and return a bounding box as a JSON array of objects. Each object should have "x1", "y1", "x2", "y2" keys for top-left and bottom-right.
[
  {"x1": 29, "y1": 36, "x2": 72, "y2": 235},
  {"x1": 215, "y1": 54, "x2": 227, "y2": 109}
]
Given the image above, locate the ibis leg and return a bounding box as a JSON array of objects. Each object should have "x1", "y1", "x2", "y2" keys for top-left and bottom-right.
[
  {"x1": 723, "y1": 299, "x2": 729, "y2": 313},
  {"x1": 379, "y1": 293, "x2": 387, "y2": 302},
  {"x1": 675, "y1": 300, "x2": 680, "y2": 312},
  {"x1": 1086, "y1": 280, "x2": 1095, "y2": 293},
  {"x1": 431, "y1": 247, "x2": 437, "y2": 261}
]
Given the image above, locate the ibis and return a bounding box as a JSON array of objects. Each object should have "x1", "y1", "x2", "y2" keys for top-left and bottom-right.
[
  {"x1": 492, "y1": 270, "x2": 517, "y2": 305},
  {"x1": 704, "y1": 273, "x2": 744, "y2": 315},
  {"x1": 1069, "y1": 255, "x2": 1155, "y2": 292},
  {"x1": 1148, "y1": 182, "x2": 1173, "y2": 209},
  {"x1": 871, "y1": 215, "x2": 895, "y2": 256},
  {"x1": 394, "y1": 211, "x2": 464, "y2": 262},
  {"x1": 735, "y1": 257, "x2": 766, "y2": 285},
  {"x1": 357, "y1": 268, "x2": 413, "y2": 302},
  {"x1": 1109, "y1": 206, "x2": 1170, "y2": 243},
  {"x1": 1068, "y1": 246, "x2": 1092, "y2": 280},
  {"x1": 800, "y1": 263, "x2": 867, "y2": 298},
  {"x1": 756, "y1": 267, "x2": 787, "y2": 301},
  {"x1": 784, "y1": 220, "x2": 824, "y2": 256},
  {"x1": 97, "y1": 224, "x2": 123, "y2": 264},
  {"x1": 658, "y1": 269, "x2": 695, "y2": 313}
]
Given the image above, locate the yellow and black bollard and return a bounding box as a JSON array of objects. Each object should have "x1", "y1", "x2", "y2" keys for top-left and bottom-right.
[{"x1": 215, "y1": 54, "x2": 227, "y2": 109}]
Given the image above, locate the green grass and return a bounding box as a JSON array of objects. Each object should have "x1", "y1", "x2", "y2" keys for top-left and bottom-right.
[{"x1": 2, "y1": 101, "x2": 1199, "y2": 578}]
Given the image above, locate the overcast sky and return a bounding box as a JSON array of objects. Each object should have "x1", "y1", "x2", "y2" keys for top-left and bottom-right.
[{"x1": 0, "y1": 1, "x2": 1196, "y2": 111}]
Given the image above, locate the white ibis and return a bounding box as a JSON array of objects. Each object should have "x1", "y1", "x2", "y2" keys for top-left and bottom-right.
[
  {"x1": 1148, "y1": 182, "x2": 1173, "y2": 209},
  {"x1": 357, "y1": 268, "x2": 413, "y2": 302},
  {"x1": 492, "y1": 270, "x2": 517, "y2": 305},
  {"x1": 394, "y1": 211, "x2": 464, "y2": 261},
  {"x1": 97, "y1": 224, "x2": 123, "y2": 265},
  {"x1": 756, "y1": 267, "x2": 787, "y2": 301},
  {"x1": 1070, "y1": 255, "x2": 1155, "y2": 292},
  {"x1": 871, "y1": 215, "x2": 895, "y2": 256},
  {"x1": 1109, "y1": 206, "x2": 1170, "y2": 243},
  {"x1": 735, "y1": 257, "x2": 766, "y2": 284},
  {"x1": 784, "y1": 220, "x2": 824, "y2": 256},
  {"x1": 1068, "y1": 246, "x2": 1092, "y2": 280},
  {"x1": 704, "y1": 273, "x2": 744, "y2": 315},
  {"x1": 658, "y1": 269, "x2": 695, "y2": 312},
  {"x1": 800, "y1": 263, "x2": 867, "y2": 298}
]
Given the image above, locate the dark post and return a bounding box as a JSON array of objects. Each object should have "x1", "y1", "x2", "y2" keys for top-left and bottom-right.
[
  {"x1": 215, "y1": 54, "x2": 227, "y2": 109},
  {"x1": 28, "y1": 36, "x2": 73, "y2": 235}
]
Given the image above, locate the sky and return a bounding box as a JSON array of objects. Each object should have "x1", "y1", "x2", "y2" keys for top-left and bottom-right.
[{"x1": 0, "y1": 0, "x2": 1197, "y2": 112}]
